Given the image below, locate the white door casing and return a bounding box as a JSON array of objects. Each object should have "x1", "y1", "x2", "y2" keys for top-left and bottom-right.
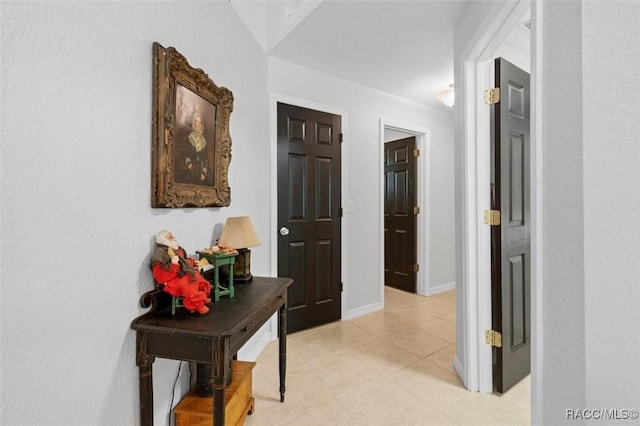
[{"x1": 456, "y1": 4, "x2": 541, "y2": 422}]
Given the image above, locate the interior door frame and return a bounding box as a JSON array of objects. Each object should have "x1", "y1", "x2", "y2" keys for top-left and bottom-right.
[
  {"x1": 379, "y1": 119, "x2": 431, "y2": 299},
  {"x1": 269, "y1": 93, "x2": 348, "y2": 339},
  {"x1": 457, "y1": 0, "x2": 542, "y2": 421}
]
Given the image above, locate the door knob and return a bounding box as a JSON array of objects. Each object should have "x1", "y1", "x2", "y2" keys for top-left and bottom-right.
[{"x1": 279, "y1": 227, "x2": 290, "y2": 236}]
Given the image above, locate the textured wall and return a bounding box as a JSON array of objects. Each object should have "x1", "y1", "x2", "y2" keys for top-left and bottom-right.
[
  {"x1": 1, "y1": 2, "x2": 268, "y2": 425},
  {"x1": 1, "y1": 2, "x2": 462, "y2": 424},
  {"x1": 541, "y1": 0, "x2": 587, "y2": 419},
  {"x1": 452, "y1": 0, "x2": 640, "y2": 414},
  {"x1": 542, "y1": 0, "x2": 640, "y2": 423},
  {"x1": 581, "y1": 0, "x2": 640, "y2": 413}
]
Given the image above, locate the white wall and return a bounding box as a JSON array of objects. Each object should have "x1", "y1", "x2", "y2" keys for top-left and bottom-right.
[
  {"x1": 541, "y1": 1, "x2": 640, "y2": 423},
  {"x1": 539, "y1": 0, "x2": 586, "y2": 418},
  {"x1": 582, "y1": 0, "x2": 640, "y2": 409},
  {"x1": 454, "y1": 1, "x2": 640, "y2": 415},
  {"x1": 269, "y1": 57, "x2": 455, "y2": 314},
  {"x1": 1, "y1": 2, "x2": 268, "y2": 425},
  {"x1": 1, "y1": 2, "x2": 461, "y2": 424}
]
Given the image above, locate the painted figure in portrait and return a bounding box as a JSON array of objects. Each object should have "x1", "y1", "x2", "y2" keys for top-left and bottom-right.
[{"x1": 174, "y1": 84, "x2": 217, "y2": 186}]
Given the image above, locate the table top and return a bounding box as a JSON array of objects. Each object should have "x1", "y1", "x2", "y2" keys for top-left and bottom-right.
[
  {"x1": 197, "y1": 250, "x2": 238, "y2": 260},
  {"x1": 131, "y1": 276, "x2": 292, "y2": 338}
]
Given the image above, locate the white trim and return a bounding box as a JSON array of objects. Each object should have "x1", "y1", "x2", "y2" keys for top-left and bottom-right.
[
  {"x1": 477, "y1": 58, "x2": 494, "y2": 393},
  {"x1": 454, "y1": 353, "x2": 465, "y2": 383},
  {"x1": 461, "y1": 57, "x2": 481, "y2": 392},
  {"x1": 269, "y1": 93, "x2": 349, "y2": 340},
  {"x1": 423, "y1": 281, "x2": 456, "y2": 297},
  {"x1": 530, "y1": 0, "x2": 543, "y2": 423},
  {"x1": 379, "y1": 119, "x2": 431, "y2": 299},
  {"x1": 237, "y1": 321, "x2": 274, "y2": 361},
  {"x1": 459, "y1": 0, "x2": 532, "y2": 393},
  {"x1": 346, "y1": 301, "x2": 384, "y2": 320}
]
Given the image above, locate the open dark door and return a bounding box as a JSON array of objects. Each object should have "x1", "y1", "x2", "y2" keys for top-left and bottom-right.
[
  {"x1": 384, "y1": 137, "x2": 418, "y2": 293},
  {"x1": 490, "y1": 58, "x2": 531, "y2": 393},
  {"x1": 277, "y1": 103, "x2": 342, "y2": 334}
]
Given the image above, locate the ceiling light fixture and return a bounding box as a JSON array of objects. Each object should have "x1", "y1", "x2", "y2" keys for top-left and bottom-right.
[{"x1": 437, "y1": 84, "x2": 455, "y2": 107}]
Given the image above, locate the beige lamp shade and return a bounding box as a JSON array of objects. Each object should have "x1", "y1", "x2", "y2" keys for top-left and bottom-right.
[{"x1": 218, "y1": 216, "x2": 261, "y2": 249}]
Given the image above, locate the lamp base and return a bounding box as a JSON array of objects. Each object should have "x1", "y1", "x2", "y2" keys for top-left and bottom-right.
[
  {"x1": 233, "y1": 273, "x2": 253, "y2": 284},
  {"x1": 220, "y1": 248, "x2": 254, "y2": 284},
  {"x1": 234, "y1": 248, "x2": 253, "y2": 284}
]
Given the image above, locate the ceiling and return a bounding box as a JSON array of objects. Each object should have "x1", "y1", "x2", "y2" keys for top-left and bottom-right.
[
  {"x1": 232, "y1": 1, "x2": 528, "y2": 110},
  {"x1": 267, "y1": 1, "x2": 468, "y2": 109}
]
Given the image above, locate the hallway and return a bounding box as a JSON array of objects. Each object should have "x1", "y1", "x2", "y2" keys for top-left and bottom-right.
[{"x1": 245, "y1": 287, "x2": 530, "y2": 425}]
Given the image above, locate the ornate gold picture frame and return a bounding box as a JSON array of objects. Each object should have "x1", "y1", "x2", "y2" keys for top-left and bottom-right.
[{"x1": 151, "y1": 42, "x2": 233, "y2": 207}]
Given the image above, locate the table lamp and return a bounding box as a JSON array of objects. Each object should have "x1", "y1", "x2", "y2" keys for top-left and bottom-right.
[{"x1": 218, "y1": 216, "x2": 261, "y2": 283}]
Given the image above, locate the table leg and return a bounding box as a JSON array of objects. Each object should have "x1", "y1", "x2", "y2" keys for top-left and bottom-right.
[
  {"x1": 136, "y1": 332, "x2": 154, "y2": 426},
  {"x1": 212, "y1": 337, "x2": 230, "y2": 425},
  {"x1": 278, "y1": 302, "x2": 287, "y2": 403},
  {"x1": 228, "y1": 258, "x2": 235, "y2": 298},
  {"x1": 214, "y1": 264, "x2": 221, "y2": 302},
  {"x1": 138, "y1": 363, "x2": 153, "y2": 426},
  {"x1": 196, "y1": 363, "x2": 213, "y2": 397}
]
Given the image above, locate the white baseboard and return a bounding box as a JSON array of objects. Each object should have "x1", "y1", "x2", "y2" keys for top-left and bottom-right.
[
  {"x1": 424, "y1": 281, "x2": 456, "y2": 296},
  {"x1": 238, "y1": 281, "x2": 455, "y2": 361},
  {"x1": 454, "y1": 353, "x2": 467, "y2": 389},
  {"x1": 345, "y1": 301, "x2": 384, "y2": 320},
  {"x1": 237, "y1": 323, "x2": 274, "y2": 362},
  {"x1": 238, "y1": 300, "x2": 387, "y2": 360}
]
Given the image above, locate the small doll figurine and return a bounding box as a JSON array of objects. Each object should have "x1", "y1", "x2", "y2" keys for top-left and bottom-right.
[{"x1": 150, "y1": 230, "x2": 211, "y2": 314}]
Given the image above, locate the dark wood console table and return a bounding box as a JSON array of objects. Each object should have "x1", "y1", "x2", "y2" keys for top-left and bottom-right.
[{"x1": 131, "y1": 276, "x2": 293, "y2": 425}]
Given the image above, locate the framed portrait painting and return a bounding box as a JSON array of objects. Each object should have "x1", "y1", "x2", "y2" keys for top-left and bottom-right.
[{"x1": 151, "y1": 42, "x2": 233, "y2": 207}]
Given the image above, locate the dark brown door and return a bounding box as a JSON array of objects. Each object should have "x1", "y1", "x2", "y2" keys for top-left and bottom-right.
[
  {"x1": 384, "y1": 137, "x2": 417, "y2": 293},
  {"x1": 490, "y1": 57, "x2": 531, "y2": 393},
  {"x1": 277, "y1": 103, "x2": 342, "y2": 334}
]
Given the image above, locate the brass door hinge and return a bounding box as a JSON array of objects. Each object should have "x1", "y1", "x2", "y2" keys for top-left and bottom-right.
[
  {"x1": 484, "y1": 210, "x2": 501, "y2": 226},
  {"x1": 413, "y1": 149, "x2": 420, "y2": 158},
  {"x1": 485, "y1": 330, "x2": 502, "y2": 347},
  {"x1": 413, "y1": 206, "x2": 420, "y2": 215},
  {"x1": 483, "y1": 88, "x2": 500, "y2": 105},
  {"x1": 413, "y1": 264, "x2": 419, "y2": 273}
]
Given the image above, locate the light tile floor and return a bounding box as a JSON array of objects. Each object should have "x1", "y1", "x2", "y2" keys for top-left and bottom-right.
[{"x1": 245, "y1": 286, "x2": 530, "y2": 426}]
